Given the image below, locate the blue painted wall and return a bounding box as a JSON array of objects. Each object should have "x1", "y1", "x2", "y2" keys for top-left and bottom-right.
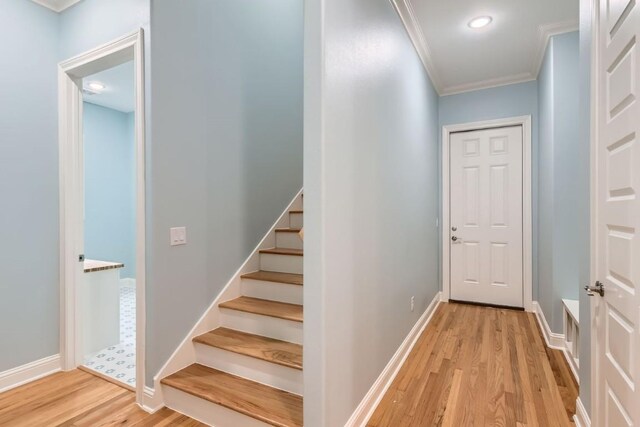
[
  {"x1": 148, "y1": 0, "x2": 304, "y2": 385},
  {"x1": 303, "y1": 0, "x2": 440, "y2": 423},
  {"x1": 0, "y1": 0, "x2": 60, "y2": 373},
  {"x1": 439, "y1": 81, "x2": 540, "y2": 300},
  {"x1": 538, "y1": 32, "x2": 581, "y2": 333},
  {"x1": 0, "y1": 0, "x2": 149, "y2": 375},
  {"x1": 538, "y1": 42, "x2": 555, "y2": 327},
  {"x1": 59, "y1": 0, "x2": 150, "y2": 59},
  {"x1": 83, "y1": 102, "x2": 136, "y2": 279}
]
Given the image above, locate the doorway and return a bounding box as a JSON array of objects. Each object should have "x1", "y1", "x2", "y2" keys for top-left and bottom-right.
[
  {"x1": 79, "y1": 60, "x2": 137, "y2": 389},
  {"x1": 58, "y1": 31, "x2": 146, "y2": 400},
  {"x1": 442, "y1": 116, "x2": 533, "y2": 310}
]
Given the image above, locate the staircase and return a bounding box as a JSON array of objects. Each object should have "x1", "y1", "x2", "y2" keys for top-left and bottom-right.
[{"x1": 161, "y1": 206, "x2": 304, "y2": 427}]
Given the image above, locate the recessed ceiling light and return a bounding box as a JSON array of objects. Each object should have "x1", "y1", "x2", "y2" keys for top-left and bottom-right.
[
  {"x1": 468, "y1": 16, "x2": 493, "y2": 29},
  {"x1": 87, "y1": 82, "x2": 106, "y2": 92}
]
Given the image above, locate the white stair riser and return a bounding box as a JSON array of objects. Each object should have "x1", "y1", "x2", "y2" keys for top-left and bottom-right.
[
  {"x1": 220, "y1": 308, "x2": 303, "y2": 344},
  {"x1": 194, "y1": 344, "x2": 303, "y2": 395},
  {"x1": 241, "y1": 279, "x2": 303, "y2": 305},
  {"x1": 163, "y1": 386, "x2": 270, "y2": 427},
  {"x1": 289, "y1": 213, "x2": 303, "y2": 229},
  {"x1": 276, "y1": 232, "x2": 303, "y2": 250},
  {"x1": 260, "y1": 253, "x2": 303, "y2": 274}
]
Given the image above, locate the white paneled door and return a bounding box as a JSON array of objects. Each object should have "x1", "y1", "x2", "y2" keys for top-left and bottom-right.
[
  {"x1": 449, "y1": 126, "x2": 523, "y2": 307},
  {"x1": 593, "y1": 0, "x2": 640, "y2": 424}
]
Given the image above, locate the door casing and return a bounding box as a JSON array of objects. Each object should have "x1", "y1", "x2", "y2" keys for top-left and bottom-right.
[
  {"x1": 441, "y1": 116, "x2": 533, "y2": 311},
  {"x1": 58, "y1": 30, "x2": 146, "y2": 405}
]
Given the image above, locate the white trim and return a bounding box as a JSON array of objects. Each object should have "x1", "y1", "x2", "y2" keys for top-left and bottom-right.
[
  {"x1": 345, "y1": 292, "x2": 442, "y2": 427},
  {"x1": 532, "y1": 20, "x2": 580, "y2": 77},
  {"x1": 392, "y1": 0, "x2": 579, "y2": 96},
  {"x1": 139, "y1": 386, "x2": 164, "y2": 414},
  {"x1": 152, "y1": 190, "x2": 304, "y2": 394},
  {"x1": 30, "y1": 0, "x2": 82, "y2": 13},
  {"x1": 163, "y1": 386, "x2": 271, "y2": 427},
  {"x1": 573, "y1": 396, "x2": 591, "y2": 427},
  {"x1": 532, "y1": 301, "x2": 565, "y2": 349},
  {"x1": 58, "y1": 30, "x2": 146, "y2": 406},
  {"x1": 588, "y1": 0, "x2": 600, "y2": 422},
  {"x1": 0, "y1": 355, "x2": 61, "y2": 393},
  {"x1": 440, "y1": 73, "x2": 537, "y2": 97},
  {"x1": 390, "y1": 0, "x2": 444, "y2": 93},
  {"x1": 441, "y1": 116, "x2": 533, "y2": 312},
  {"x1": 564, "y1": 348, "x2": 580, "y2": 384},
  {"x1": 533, "y1": 301, "x2": 581, "y2": 385}
]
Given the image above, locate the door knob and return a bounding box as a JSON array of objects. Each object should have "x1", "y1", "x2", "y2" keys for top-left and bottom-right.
[
  {"x1": 585, "y1": 281, "x2": 605, "y2": 297},
  {"x1": 452, "y1": 226, "x2": 457, "y2": 231},
  {"x1": 451, "y1": 236, "x2": 458, "y2": 242}
]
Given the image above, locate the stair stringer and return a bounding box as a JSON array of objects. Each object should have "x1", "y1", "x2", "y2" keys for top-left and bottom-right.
[{"x1": 150, "y1": 189, "x2": 303, "y2": 407}]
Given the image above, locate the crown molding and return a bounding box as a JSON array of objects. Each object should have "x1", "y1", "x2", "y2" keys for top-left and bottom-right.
[
  {"x1": 30, "y1": 0, "x2": 82, "y2": 13},
  {"x1": 531, "y1": 19, "x2": 580, "y2": 76},
  {"x1": 390, "y1": 0, "x2": 444, "y2": 94},
  {"x1": 392, "y1": 0, "x2": 579, "y2": 96},
  {"x1": 440, "y1": 72, "x2": 537, "y2": 96}
]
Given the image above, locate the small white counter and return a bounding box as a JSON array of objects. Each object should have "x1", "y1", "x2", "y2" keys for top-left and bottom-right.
[{"x1": 81, "y1": 259, "x2": 124, "y2": 360}]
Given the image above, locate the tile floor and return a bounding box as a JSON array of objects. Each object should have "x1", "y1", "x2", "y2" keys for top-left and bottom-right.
[{"x1": 83, "y1": 285, "x2": 136, "y2": 387}]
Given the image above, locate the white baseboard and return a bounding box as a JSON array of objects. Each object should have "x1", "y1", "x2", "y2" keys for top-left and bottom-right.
[
  {"x1": 345, "y1": 291, "x2": 442, "y2": 427},
  {"x1": 120, "y1": 278, "x2": 136, "y2": 288},
  {"x1": 573, "y1": 396, "x2": 591, "y2": 427},
  {"x1": 562, "y1": 348, "x2": 580, "y2": 385},
  {"x1": 0, "y1": 355, "x2": 61, "y2": 393},
  {"x1": 139, "y1": 385, "x2": 164, "y2": 413},
  {"x1": 532, "y1": 301, "x2": 565, "y2": 349},
  {"x1": 532, "y1": 301, "x2": 580, "y2": 385}
]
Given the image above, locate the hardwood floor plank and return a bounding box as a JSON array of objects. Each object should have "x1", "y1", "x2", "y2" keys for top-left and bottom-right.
[
  {"x1": 367, "y1": 302, "x2": 578, "y2": 427},
  {"x1": 0, "y1": 370, "x2": 204, "y2": 426}
]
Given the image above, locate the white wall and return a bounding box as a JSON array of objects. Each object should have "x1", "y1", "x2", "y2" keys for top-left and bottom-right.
[{"x1": 304, "y1": 0, "x2": 440, "y2": 424}]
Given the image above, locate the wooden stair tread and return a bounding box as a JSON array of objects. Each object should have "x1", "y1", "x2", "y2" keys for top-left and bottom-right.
[
  {"x1": 241, "y1": 270, "x2": 303, "y2": 286},
  {"x1": 220, "y1": 297, "x2": 303, "y2": 322},
  {"x1": 275, "y1": 228, "x2": 302, "y2": 233},
  {"x1": 194, "y1": 328, "x2": 302, "y2": 370},
  {"x1": 161, "y1": 364, "x2": 303, "y2": 427},
  {"x1": 260, "y1": 247, "x2": 303, "y2": 256}
]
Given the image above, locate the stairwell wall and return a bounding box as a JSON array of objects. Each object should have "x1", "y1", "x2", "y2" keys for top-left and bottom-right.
[{"x1": 148, "y1": 0, "x2": 304, "y2": 385}]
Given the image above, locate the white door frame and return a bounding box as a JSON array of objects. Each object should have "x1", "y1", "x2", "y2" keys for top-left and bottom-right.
[
  {"x1": 588, "y1": 0, "x2": 600, "y2": 421},
  {"x1": 58, "y1": 29, "x2": 146, "y2": 404},
  {"x1": 441, "y1": 115, "x2": 533, "y2": 311}
]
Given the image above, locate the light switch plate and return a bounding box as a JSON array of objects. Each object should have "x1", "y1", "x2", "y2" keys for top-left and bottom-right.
[{"x1": 170, "y1": 227, "x2": 187, "y2": 246}]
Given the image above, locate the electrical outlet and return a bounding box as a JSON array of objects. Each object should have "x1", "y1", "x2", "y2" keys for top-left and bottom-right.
[
  {"x1": 411, "y1": 296, "x2": 415, "y2": 312},
  {"x1": 170, "y1": 227, "x2": 187, "y2": 246}
]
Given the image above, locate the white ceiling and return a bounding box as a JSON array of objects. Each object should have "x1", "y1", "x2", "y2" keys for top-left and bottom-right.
[
  {"x1": 393, "y1": 0, "x2": 579, "y2": 95},
  {"x1": 30, "y1": 0, "x2": 82, "y2": 12},
  {"x1": 83, "y1": 61, "x2": 135, "y2": 113}
]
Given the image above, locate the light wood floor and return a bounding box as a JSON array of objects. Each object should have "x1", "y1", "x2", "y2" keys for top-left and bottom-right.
[
  {"x1": 368, "y1": 302, "x2": 579, "y2": 427},
  {"x1": 0, "y1": 370, "x2": 204, "y2": 426}
]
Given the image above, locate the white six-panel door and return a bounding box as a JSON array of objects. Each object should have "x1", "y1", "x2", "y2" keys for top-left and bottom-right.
[
  {"x1": 449, "y1": 126, "x2": 524, "y2": 308},
  {"x1": 594, "y1": 0, "x2": 640, "y2": 424}
]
